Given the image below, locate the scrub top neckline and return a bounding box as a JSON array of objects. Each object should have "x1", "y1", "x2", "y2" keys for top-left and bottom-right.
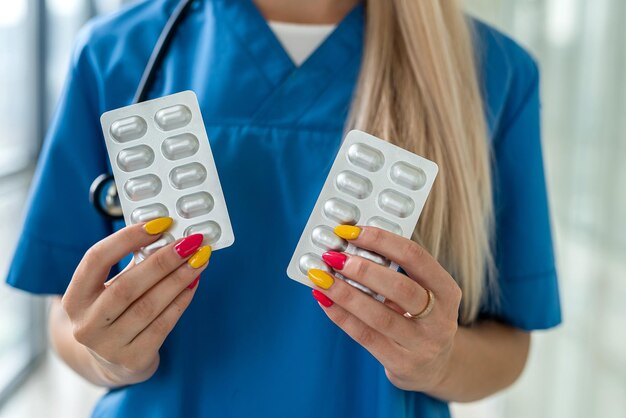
[
  {"x1": 217, "y1": 0, "x2": 364, "y2": 125},
  {"x1": 267, "y1": 20, "x2": 338, "y2": 67}
]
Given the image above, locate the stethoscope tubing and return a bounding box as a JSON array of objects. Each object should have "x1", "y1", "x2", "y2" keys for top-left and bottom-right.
[{"x1": 89, "y1": 0, "x2": 196, "y2": 220}]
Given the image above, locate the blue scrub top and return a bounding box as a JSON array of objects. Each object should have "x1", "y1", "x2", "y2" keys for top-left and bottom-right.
[{"x1": 6, "y1": 0, "x2": 561, "y2": 417}]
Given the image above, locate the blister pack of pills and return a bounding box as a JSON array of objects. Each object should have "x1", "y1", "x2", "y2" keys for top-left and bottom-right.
[
  {"x1": 286, "y1": 130, "x2": 438, "y2": 299},
  {"x1": 100, "y1": 90, "x2": 234, "y2": 260}
]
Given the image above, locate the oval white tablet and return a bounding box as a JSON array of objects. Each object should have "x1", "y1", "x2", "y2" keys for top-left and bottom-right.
[
  {"x1": 347, "y1": 143, "x2": 384, "y2": 172},
  {"x1": 116, "y1": 145, "x2": 154, "y2": 172},
  {"x1": 323, "y1": 198, "x2": 360, "y2": 225},
  {"x1": 335, "y1": 170, "x2": 372, "y2": 200},
  {"x1": 176, "y1": 192, "x2": 214, "y2": 218},
  {"x1": 110, "y1": 116, "x2": 147, "y2": 143},
  {"x1": 124, "y1": 174, "x2": 162, "y2": 201},
  {"x1": 155, "y1": 104, "x2": 192, "y2": 131},
  {"x1": 378, "y1": 189, "x2": 415, "y2": 218}
]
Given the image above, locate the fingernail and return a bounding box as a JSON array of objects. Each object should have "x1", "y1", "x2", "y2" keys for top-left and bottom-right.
[
  {"x1": 187, "y1": 276, "x2": 200, "y2": 290},
  {"x1": 188, "y1": 246, "x2": 212, "y2": 268},
  {"x1": 144, "y1": 217, "x2": 173, "y2": 235},
  {"x1": 312, "y1": 289, "x2": 333, "y2": 307},
  {"x1": 175, "y1": 234, "x2": 204, "y2": 258},
  {"x1": 322, "y1": 251, "x2": 347, "y2": 270},
  {"x1": 307, "y1": 269, "x2": 334, "y2": 289},
  {"x1": 334, "y1": 225, "x2": 361, "y2": 240}
]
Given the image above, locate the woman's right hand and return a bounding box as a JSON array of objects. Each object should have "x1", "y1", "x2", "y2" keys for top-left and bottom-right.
[{"x1": 60, "y1": 217, "x2": 211, "y2": 387}]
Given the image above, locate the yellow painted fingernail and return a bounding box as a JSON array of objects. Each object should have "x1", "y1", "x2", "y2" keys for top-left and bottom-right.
[
  {"x1": 144, "y1": 217, "x2": 173, "y2": 235},
  {"x1": 308, "y1": 269, "x2": 335, "y2": 289},
  {"x1": 188, "y1": 246, "x2": 212, "y2": 268},
  {"x1": 334, "y1": 225, "x2": 361, "y2": 240}
]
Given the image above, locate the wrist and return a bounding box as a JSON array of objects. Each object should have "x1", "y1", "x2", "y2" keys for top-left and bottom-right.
[
  {"x1": 86, "y1": 347, "x2": 159, "y2": 388},
  {"x1": 424, "y1": 327, "x2": 464, "y2": 398}
]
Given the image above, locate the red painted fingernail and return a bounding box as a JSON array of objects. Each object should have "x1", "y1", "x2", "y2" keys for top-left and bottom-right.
[
  {"x1": 312, "y1": 289, "x2": 333, "y2": 307},
  {"x1": 187, "y1": 276, "x2": 200, "y2": 290},
  {"x1": 322, "y1": 251, "x2": 347, "y2": 270},
  {"x1": 175, "y1": 234, "x2": 204, "y2": 258}
]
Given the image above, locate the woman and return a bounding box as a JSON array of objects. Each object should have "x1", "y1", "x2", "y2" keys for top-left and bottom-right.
[{"x1": 6, "y1": 0, "x2": 561, "y2": 416}]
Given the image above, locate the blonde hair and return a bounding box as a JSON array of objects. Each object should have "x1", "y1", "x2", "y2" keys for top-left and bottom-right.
[{"x1": 349, "y1": 0, "x2": 494, "y2": 324}]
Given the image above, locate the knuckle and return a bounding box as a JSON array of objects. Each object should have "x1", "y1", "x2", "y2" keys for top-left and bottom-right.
[
  {"x1": 399, "y1": 241, "x2": 424, "y2": 265},
  {"x1": 392, "y1": 278, "x2": 419, "y2": 302},
  {"x1": 153, "y1": 252, "x2": 172, "y2": 275},
  {"x1": 373, "y1": 310, "x2": 395, "y2": 331},
  {"x1": 356, "y1": 327, "x2": 376, "y2": 347},
  {"x1": 109, "y1": 280, "x2": 133, "y2": 305},
  {"x1": 171, "y1": 268, "x2": 193, "y2": 289},
  {"x1": 85, "y1": 243, "x2": 104, "y2": 263},
  {"x1": 330, "y1": 308, "x2": 350, "y2": 328},
  {"x1": 353, "y1": 258, "x2": 371, "y2": 280},
  {"x1": 130, "y1": 297, "x2": 155, "y2": 321},
  {"x1": 333, "y1": 283, "x2": 355, "y2": 306},
  {"x1": 368, "y1": 227, "x2": 384, "y2": 246},
  {"x1": 150, "y1": 315, "x2": 172, "y2": 336},
  {"x1": 72, "y1": 322, "x2": 91, "y2": 345},
  {"x1": 170, "y1": 298, "x2": 186, "y2": 316}
]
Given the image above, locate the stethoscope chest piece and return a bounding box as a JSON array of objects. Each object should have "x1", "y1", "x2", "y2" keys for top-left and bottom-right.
[{"x1": 89, "y1": 174, "x2": 123, "y2": 220}]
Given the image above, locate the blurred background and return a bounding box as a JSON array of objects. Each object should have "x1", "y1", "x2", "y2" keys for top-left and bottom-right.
[{"x1": 0, "y1": 0, "x2": 624, "y2": 417}]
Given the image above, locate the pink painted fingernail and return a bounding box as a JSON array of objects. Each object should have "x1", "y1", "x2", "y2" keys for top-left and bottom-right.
[
  {"x1": 187, "y1": 276, "x2": 200, "y2": 290},
  {"x1": 312, "y1": 289, "x2": 333, "y2": 307},
  {"x1": 322, "y1": 251, "x2": 347, "y2": 270},
  {"x1": 175, "y1": 234, "x2": 204, "y2": 258}
]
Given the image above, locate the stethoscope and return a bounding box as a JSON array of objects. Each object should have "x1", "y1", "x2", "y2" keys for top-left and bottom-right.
[{"x1": 89, "y1": 0, "x2": 195, "y2": 220}]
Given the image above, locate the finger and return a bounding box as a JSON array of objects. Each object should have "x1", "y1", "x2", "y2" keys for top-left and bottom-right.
[
  {"x1": 129, "y1": 282, "x2": 198, "y2": 351},
  {"x1": 315, "y1": 292, "x2": 408, "y2": 368},
  {"x1": 384, "y1": 299, "x2": 407, "y2": 316},
  {"x1": 334, "y1": 225, "x2": 450, "y2": 294},
  {"x1": 67, "y1": 218, "x2": 172, "y2": 303},
  {"x1": 309, "y1": 270, "x2": 417, "y2": 348},
  {"x1": 91, "y1": 238, "x2": 208, "y2": 326},
  {"x1": 112, "y1": 258, "x2": 208, "y2": 343},
  {"x1": 323, "y1": 251, "x2": 430, "y2": 319}
]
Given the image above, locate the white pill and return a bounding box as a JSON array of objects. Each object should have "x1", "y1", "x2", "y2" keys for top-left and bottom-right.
[
  {"x1": 366, "y1": 216, "x2": 403, "y2": 235},
  {"x1": 299, "y1": 253, "x2": 331, "y2": 275},
  {"x1": 116, "y1": 145, "x2": 154, "y2": 172},
  {"x1": 323, "y1": 198, "x2": 360, "y2": 225},
  {"x1": 184, "y1": 221, "x2": 222, "y2": 245},
  {"x1": 139, "y1": 233, "x2": 174, "y2": 259},
  {"x1": 347, "y1": 143, "x2": 384, "y2": 172},
  {"x1": 155, "y1": 104, "x2": 192, "y2": 131},
  {"x1": 110, "y1": 116, "x2": 147, "y2": 143},
  {"x1": 390, "y1": 162, "x2": 426, "y2": 191},
  {"x1": 123, "y1": 174, "x2": 161, "y2": 201},
  {"x1": 169, "y1": 163, "x2": 207, "y2": 189},
  {"x1": 355, "y1": 248, "x2": 390, "y2": 267},
  {"x1": 161, "y1": 133, "x2": 200, "y2": 160},
  {"x1": 378, "y1": 189, "x2": 415, "y2": 218},
  {"x1": 130, "y1": 203, "x2": 169, "y2": 223},
  {"x1": 176, "y1": 192, "x2": 214, "y2": 219},
  {"x1": 311, "y1": 225, "x2": 348, "y2": 251},
  {"x1": 335, "y1": 170, "x2": 372, "y2": 199}
]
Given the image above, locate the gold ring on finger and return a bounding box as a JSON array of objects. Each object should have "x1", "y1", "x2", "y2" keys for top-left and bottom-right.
[{"x1": 403, "y1": 289, "x2": 435, "y2": 320}]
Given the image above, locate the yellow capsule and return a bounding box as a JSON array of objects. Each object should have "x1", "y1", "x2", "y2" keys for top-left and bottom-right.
[
  {"x1": 308, "y1": 269, "x2": 335, "y2": 289},
  {"x1": 143, "y1": 217, "x2": 173, "y2": 235},
  {"x1": 334, "y1": 225, "x2": 361, "y2": 240},
  {"x1": 188, "y1": 246, "x2": 212, "y2": 268}
]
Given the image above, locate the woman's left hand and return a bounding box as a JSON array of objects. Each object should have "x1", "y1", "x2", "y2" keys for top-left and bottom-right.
[{"x1": 308, "y1": 225, "x2": 462, "y2": 393}]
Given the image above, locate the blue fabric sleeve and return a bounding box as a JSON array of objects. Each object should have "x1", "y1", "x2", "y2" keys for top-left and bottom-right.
[
  {"x1": 485, "y1": 61, "x2": 562, "y2": 331},
  {"x1": 5, "y1": 27, "x2": 113, "y2": 295}
]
